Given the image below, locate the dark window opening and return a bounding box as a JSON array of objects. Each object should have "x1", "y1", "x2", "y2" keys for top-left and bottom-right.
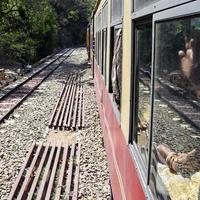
[{"x1": 110, "y1": 27, "x2": 123, "y2": 110}]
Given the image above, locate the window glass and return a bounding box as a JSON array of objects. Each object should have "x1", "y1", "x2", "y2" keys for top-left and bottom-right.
[
  {"x1": 102, "y1": 3, "x2": 108, "y2": 29},
  {"x1": 95, "y1": 32, "x2": 98, "y2": 60},
  {"x1": 135, "y1": 23, "x2": 152, "y2": 165},
  {"x1": 134, "y1": 0, "x2": 159, "y2": 11},
  {"x1": 98, "y1": 32, "x2": 101, "y2": 65},
  {"x1": 150, "y1": 16, "x2": 200, "y2": 200},
  {"x1": 112, "y1": 0, "x2": 123, "y2": 23},
  {"x1": 102, "y1": 29, "x2": 107, "y2": 79},
  {"x1": 99, "y1": 31, "x2": 102, "y2": 68}
]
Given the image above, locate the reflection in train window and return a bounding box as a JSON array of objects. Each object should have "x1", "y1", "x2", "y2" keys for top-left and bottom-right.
[
  {"x1": 134, "y1": 0, "x2": 159, "y2": 11},
  {"x1": 135, "y1": 23, "x2": 152, "y2": 165},
  {"x1": 150, "y1": 16, "x2": 200, "y2": 200}
]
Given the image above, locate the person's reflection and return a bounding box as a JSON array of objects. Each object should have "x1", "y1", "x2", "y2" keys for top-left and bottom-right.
[
  {"x1": 178, "y1": 31, "x2": 200, "y2": 98},
  {"x1": 157, "y1": 143, "x2": 200, "y2": 174}
]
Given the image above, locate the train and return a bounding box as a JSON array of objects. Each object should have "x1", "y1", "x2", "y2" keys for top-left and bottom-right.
[{"x1": 87, "y1": 0, "x2": 200, "y2": 200}]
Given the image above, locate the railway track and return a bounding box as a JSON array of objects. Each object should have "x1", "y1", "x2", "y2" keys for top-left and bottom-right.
[
  {"x1": 0, "y1": 48, "x2": 74, "y2": 123},
  {"x1": 139, "y1": 70, "x2": 200, "y2": 130}
]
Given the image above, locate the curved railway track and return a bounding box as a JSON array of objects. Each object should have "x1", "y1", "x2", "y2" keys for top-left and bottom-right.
[{"x1": 0, "y1": 48, "x2": 74, "y2": 123}]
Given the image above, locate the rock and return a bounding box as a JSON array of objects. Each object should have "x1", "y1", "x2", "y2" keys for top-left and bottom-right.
[
  {"x1": 16, "y1": 68, "x2": 22, "y2": 74},
  {"x1": 5, "y1": 70, "x2": 18, "y2": 81},
  {"x1": 0, "y1": 69, "x2": 5, "y2": 80},
  {"x1": 25, "y1": 65, "x2": 32, "y2": 73}
]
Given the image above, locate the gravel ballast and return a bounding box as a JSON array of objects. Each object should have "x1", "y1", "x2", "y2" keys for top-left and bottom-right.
[{"x1": 0, "y1": 48, "x2": 111, "y2": 199}]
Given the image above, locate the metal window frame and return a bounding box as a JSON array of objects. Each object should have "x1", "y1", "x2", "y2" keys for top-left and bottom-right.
[
  {"x1": 129, "y1": 19, "x2": 153, "y2": 197},
  {"x1": 132, "y1": 0, "x2": 193, "y2": 19},
  {"x1": 129, "y1": 18, "x2": 153, "y2": 196},
  {"x1": 111, "y1": 18, "x2": 123, "y2": 27}
]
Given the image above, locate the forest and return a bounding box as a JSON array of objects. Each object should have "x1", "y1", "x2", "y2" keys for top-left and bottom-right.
[{"x1": 0, "y1": 0, "x2": 95, "y2": 67}]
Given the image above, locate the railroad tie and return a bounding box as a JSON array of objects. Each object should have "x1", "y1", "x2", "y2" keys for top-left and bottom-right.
[
  {"x1": 49, "y1": 74, "x2": 84, "y2": 130},
  {"x1": 8, "y1": 141, "x2": 81, "y2": 200}
]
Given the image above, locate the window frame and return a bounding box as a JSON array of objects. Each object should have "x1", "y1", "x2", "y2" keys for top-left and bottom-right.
[
  {"x1": 129, "y1": 19, "x2": 154, "y2": 198},
  {"x1": 132, "y1": 0, "x2": 193, "y2": 19}
]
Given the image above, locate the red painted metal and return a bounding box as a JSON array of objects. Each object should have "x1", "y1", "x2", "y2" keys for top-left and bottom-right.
[{"x1": 93, "y1": 60, "x2": 146, "y2": 200}]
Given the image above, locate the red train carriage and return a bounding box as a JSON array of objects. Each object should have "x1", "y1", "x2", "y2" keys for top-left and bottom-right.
[{"x1": 88, "y1": 0, "x2": 200, "y2": 200}]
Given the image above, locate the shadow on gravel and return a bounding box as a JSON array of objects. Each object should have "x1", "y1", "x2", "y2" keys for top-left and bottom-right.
[{"x1": 47, "y1": 59, "x2": 91, "y2": 84}]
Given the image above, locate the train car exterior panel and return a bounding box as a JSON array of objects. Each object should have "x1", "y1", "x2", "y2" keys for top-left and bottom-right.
[
  {"x1": 120, "y1": 0, "x2": 132, "y2": 142},
  {"x1": 94, "y1": 59, "x2": 146, "y2": 200}
]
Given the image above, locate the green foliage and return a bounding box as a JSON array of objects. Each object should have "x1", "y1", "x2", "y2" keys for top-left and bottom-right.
[
  {"x1": 0, "y1": 0, "x2": 58, "y2": 64},
  {"x1": 53, "y1": 0, "x2": 96, "y2": 46},
  {"x1": 0, "y1": 0, "x2": 96, "y2": 65}
]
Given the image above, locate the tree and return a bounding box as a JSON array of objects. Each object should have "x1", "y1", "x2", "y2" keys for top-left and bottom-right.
[
  {"x1": 0, "y1": 0, "x2": 96, "y2": 66},
  {"x1": 0, "y1": 0, "x2": 58, "y2": 64}
]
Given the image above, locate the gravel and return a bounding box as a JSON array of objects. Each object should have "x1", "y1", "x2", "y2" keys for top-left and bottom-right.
[{"x1": 0, "y1": 48, "x2": 111, "y2": 199}]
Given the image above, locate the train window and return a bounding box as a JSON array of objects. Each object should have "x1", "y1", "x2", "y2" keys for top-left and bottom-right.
[
  {"x1": 102, "y1": 3, "x2": 108, "y2": 29},
  {"x1": 102, "y1": 29, "x2": 107, "y2": 80},
  {"x1": 99, "y1": 13, "x2": 102, "y2": 70},
  {"x1": 95, "y1": 17, "x2": 98, "y2": 62},
  {"x1": 110, "y1": 27, "x2": 123, "y2": 110},
  {"x1": 111, "y1": 0, "x2": 123, "y2": 24},
  {"x1": 134, "y1": 22, "x2": 152, "y2": 165},
  {"x1": 102, "y1": 3, "x2": 108, "y2": 80},
  {"x1": 98, "y1": 31, "x2": 101, "y2": 66},
  {"x1": 134, "y1": 0, "x2": 159, "y2": 11},
  {"x1": 95, "y1": 32, "x2": 98, "y2": 61},
  {"x1": 150, "y1": 16, "x2": 200, "y2": 200}
]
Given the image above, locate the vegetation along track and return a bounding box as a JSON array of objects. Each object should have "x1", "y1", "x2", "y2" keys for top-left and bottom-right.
[{"x1": 0, "y1": 48, "x2": 74, "y2": 123}]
